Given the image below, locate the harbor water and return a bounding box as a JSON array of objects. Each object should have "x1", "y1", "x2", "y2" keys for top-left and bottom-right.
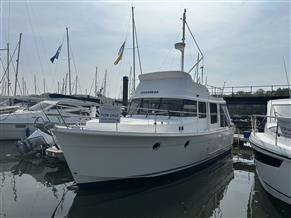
[{"x1": 0, "y1": 141, "x2": 290, "y2": 218}]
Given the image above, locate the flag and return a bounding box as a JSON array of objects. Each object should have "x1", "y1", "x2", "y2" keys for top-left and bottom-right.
[
  {"x1": 114, "y1": 41, "x2": 126, "y2": 65},
  {"x1": 50, "y1": 44, "x2": 63, "y2": 63}
]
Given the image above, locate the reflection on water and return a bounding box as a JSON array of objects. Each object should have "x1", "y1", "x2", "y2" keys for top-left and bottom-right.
[
  {"x1": 0, "y1": 142, "x2": 290, "y2": 218},
  {"x1": 68, "y1": 154, "x2": 233, "y2": 218}
]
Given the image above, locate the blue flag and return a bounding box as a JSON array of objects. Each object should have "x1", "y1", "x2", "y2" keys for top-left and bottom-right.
[{"x1": 50, "y1": 44, "x2": 62, "y2": 63}]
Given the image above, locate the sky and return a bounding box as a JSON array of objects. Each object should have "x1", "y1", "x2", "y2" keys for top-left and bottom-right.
[{"x1": 0, "y1": 0, "x2": 290, "y2": 98}]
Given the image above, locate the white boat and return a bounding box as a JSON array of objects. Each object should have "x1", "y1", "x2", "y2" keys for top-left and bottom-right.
[
  {"x1": 52, "y1": 9, "x2": 234, "y2": 187},
  {"x1": 249, "y1": 98, "x2": 291, "y2": 205},
  {"x1": 0, "y1": 98, "x2": 99, "y2": 140},
  {"x1": 53, "y1": 71, "x2": 234, "y2": 186}
]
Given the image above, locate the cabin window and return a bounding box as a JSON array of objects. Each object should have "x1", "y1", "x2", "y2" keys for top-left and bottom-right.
[
  {"x1": 128, "y1": 99, "x2": 141, "y2": 115},
  {"x1": 198, "y1": 102, "x2": 206, "y2": 118},
  {"x1": 160, "y1": 99, "x2": 183, "y2": 116},
  {"x1": 128, "y1": 98, "x2": 198, "y2": 117},
  {"x1": 182, "y1": 100, "x2": 197, "y2": 117},
  {"x1": 210, "y1": 103, "x2": 218, "y2": 124},
  {"x1": 139, "y1": 98, "x2": 160, "y2": 115}
]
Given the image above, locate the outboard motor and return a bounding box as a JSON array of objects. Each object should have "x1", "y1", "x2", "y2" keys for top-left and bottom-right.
[{"x1": 16, "y1": 122, "x2": 55, "y2": 154}]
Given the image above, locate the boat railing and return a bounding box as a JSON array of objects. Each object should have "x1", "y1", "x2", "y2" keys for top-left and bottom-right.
[{"x1": 127, "y1": 106, "x2": 201, "y2": 117}]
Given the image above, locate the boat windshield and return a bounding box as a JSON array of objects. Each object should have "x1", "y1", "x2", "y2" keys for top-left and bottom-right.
[
  {"x1": 273, "y1": 105, "x2": 291, "y2": 117},
  {"x1": 29, "y1": 102, "x2": 53, "y2": 111},
  {"x1": 128, "y1": 98, "x2": 198, "y2": 117}
]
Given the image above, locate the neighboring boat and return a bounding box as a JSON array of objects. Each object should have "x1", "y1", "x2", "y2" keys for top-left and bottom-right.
[
  {"x1": 52, "y1": 9, "x2": 234, "y2": 187},
  {"x1": 249, "y1": 98, "x2": 291, "y2": 205},
  {"x1": 0, "y1": 98, "x2": 99, "y2": 140}
]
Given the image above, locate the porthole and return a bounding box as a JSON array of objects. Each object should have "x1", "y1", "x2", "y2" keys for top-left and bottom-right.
[
  {"x1": 184, "y1": 140, "x2": 190, "y2": 148},
  {"x1": 153, "y1": 142, "x2": 161, "y2": 150}
]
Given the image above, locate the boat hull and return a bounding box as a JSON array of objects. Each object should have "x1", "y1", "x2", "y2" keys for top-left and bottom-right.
[
  {"x1": 53, "y1": 127, "x2": 234, "y2": 186},
  {"x1": 250, "y1": 136, "x2": 291, "y2": 205},
  {"x1": 0, "y1": 123, "x2": 36, "y2": 140}
]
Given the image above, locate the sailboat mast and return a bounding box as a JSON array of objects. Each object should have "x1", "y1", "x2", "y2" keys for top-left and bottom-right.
[
  {"x1": 66, "y1": 27, "x2": 72, "y2": 95},
  {"x1": 75, "y1": 75, "x2": 78, "y2": 95},
  {"x1": 181, "y1": 9, "x2": 186, "y2": 72},
  {"x1": 95, "y1": 67, "x2": 98, "y2": 97},
  {"x1": 14, "y1": 33, "x2": 22, "y2": 96},
  {"x1": 104, "y1": 70, "x2": 107, "y2": 97},
  {"x1": 131, "y1": 6, "x2": 136, "y2": 91},
  {"x1": 34, "y1": 74, "x2": 37, "y2": 95},
  {"x1": 7, "y1": 43, "x2": 10, "y2": 97}
]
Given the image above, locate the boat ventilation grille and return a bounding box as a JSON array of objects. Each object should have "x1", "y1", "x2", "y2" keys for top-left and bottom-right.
[{"x1": 153, "y1": 142, "x2": 161, "y2": 150}]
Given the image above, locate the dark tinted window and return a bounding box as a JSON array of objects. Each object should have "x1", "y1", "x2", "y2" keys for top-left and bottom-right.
[
  {"x1": 139, "y1": 98, "x2": 160, "y2": 115},
  {"x1": 160, "y1": 98, "x2": 183, "y2": 116},
  {"x1": 210, "y1": 103, "x2": 218, "y2": 124},
  {"x1": 198, "y1": 102, "x2": 206, "y2": 118},
  {"x1": 182, "y1": 100, "x2": 197, "y2": 117},
  {"x1": 128, "y1": 98, "x2": 198, "y2": 117}
]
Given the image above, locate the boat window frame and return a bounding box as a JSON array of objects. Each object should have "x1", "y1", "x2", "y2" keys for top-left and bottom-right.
[
  {"x1": 128, "y1": 98, "x2": 198, "y2": 117},
  {"x1": 210, "y1": 103, "x2": 218, "y2": 124},
  {"x1": 198, "y1": 101, "x2": 207, "y2": 118}
]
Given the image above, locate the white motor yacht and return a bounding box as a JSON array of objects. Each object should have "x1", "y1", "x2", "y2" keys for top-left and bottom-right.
[
  {"x1": 0, "y1": 98, "x2": 99, "y2": 140},
  {"x1": 53, "y1": 71, "x2": 234, "y2": 186},
  {"x1": 52, "y1": 9, "x2": 234, "y2": 187},
  {"x1": 249, "y1": 98, "x2": 291, "y2": 205}
]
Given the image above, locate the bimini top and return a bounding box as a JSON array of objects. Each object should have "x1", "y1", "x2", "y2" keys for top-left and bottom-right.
[{"x1": 133, "y1": 71, "x2": 217, "y2": 102}]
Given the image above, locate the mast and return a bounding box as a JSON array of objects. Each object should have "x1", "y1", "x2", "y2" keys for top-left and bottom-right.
[
  {"x1": 181, "y1": 9, "x2": 186, "y2": 72},
  {"x1": 43, "y1": 79, "x2": 46, "y2": 93},
  {"x1": 34, "y1": 74, "x2": 37, "y2": 95},
  {"x1": 7, "y1": 43, "x2": 10, "y2": 97},
  {"x1": 22, "y1": 77, "x2": 25, "y2": 96},
  {"x1": 14, "y1": 33, "x2": 22, "y2": 96},
  {"x1": 104, "y1": 70, "x2": 107, "y2": 97},
  {"x1": 75, "y1": 75, "x2": 78, "y2": 95},
  {"x1": 66, "y1": 27, "x2": 72, "y2": 95},
  {"x1": 131, "y1": 6, "x2": 136, "y2": 91},
  {"x1": 175, "y1": 9, "x2": 186, "y2": 72},
  {"x1": 94, "y1": 67, "x2": 98, "y2": 97}
]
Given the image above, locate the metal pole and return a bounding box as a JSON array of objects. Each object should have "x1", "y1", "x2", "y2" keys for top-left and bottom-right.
[
  {"x1": 34, "y1": 74, "x2": 36, "y2": 95},
  {"x1": 66, "y1": 27, "x2": 72, "y2": 95},
  {"x1": 7, "y1": 43, "x2": 10, "y2": 97},
  {"x1": 181, "y1": 9, "x2": 186, "y2": 72},
  {"x1": 75, "y1": 75, "x2": 78, "y2": 95},
  {"x1": 14, "y1": 33, "x2": 22, "y2": 96},
  {"x1": 95, "y1": 66, "x2": 98, "y2": 97},
  {"x1": 132, "y1": 7, "x2": 136, "y2": 91}
]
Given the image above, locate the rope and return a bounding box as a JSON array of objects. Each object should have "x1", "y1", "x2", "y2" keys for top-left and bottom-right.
[
  {"x1": 159, "y1": 31, "x2": 181, "y2": 70},
  {"x1": 0, "y1": 43, "x2": 18, "y2": 84},
  {"x1": 134, "y1": 22, "x2": 142, "y2": 75},
  {"x1": 25, "y1": 1, "x2": 45, "y2": 77}
]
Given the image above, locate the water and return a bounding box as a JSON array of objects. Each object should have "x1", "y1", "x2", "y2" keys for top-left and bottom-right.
[{"x1": 0, "y1": 142, "x2": 290, "y2": 218}]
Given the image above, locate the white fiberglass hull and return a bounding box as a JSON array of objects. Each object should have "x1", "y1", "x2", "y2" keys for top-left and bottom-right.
[
  {"x1": 0, "y1": 111, "x2": 81, "y2": 140},
  {"x1": 53, "y1": 127, "x2": 234, "y2": 186},
  {"x1": 0, "y1": 123, "x2": 36, "y2": 140},
  {"x1": 250, "y1": 134, "x2": 291, "y2": 205}
]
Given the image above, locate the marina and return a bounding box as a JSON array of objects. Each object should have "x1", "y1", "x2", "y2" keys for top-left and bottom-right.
[{"x1": 0, "y1": 1, "x2": 290, "y2": 217}]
